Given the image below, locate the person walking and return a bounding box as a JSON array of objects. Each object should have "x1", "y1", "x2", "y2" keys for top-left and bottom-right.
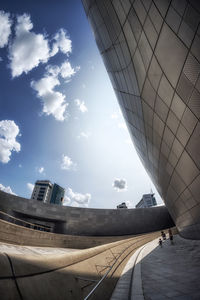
[
  {"x1": 168, "y1": 228, "x2": 174, "y2": 245},
  {"x1": 161, "y1": 231, "x2": 166, "y2": 240},
  {"x1": 159, "y1": 238, "x2": 163, "y2": 247}
]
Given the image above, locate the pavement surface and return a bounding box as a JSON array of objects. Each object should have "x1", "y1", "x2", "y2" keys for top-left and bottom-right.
[
  {"x1": 0, "y1": 241, "x2": 79, "y2": 256},
  {"x1": 142, "y1": 235, "x2": 200, "y2": 300},
  {"x1": 111, "y1": 234, "x2": 200, "y2": 300}
]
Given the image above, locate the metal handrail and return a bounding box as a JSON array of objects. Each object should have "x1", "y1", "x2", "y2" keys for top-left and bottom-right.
[
  {"x1": 0, "y1": 210, "x2": 51, "y2": 232},
  {"x1": 83, "y1": 236, "x2": 150, "y2": 300}
]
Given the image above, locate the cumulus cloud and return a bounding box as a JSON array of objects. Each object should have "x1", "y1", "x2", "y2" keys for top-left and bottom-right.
[
  {"x1": 63, "y1": 195, "x2": 71, "y2": 205},
  {"x1": 27, "y1": 182, "x2": 34, "y2": 192},
  {"x1": 75, "y1": 99, "x2": 88, "y2": 113},
  {"x1": 31, "y1": 60, "x2": 79, "y2": 121},
  {"x1": 51, "y1": 28, "x2": 72, "y2": 56},
  {"x1": 77, "y1": 131, "x2": 91, "y2": 139},
  {"x1": 113, "y1": 178, "x2": 127, "y2": 191},
  {"x1": 31, "y1": 73, "x2": 68, "y2": 121},
  {"x1": 0, "y1": 120, "x2": 21, "y2": 163},
  {"x1": 46, "y1": 60, "x2": 77, "y2": 80},
  {"x1": 38, "y1": 166, "x2": 44, "y2": 174},
  {"x1": 0, "y1": 10, "x2": 12, "y2": 48},
  {"x1": 9, "y1": 14, "x2": 50, "y2": 77},
  {"x1": 0, "y1": 183, "x2": 16, "y2": 195},
  {"x1": 61, "y1": 154, "x2": 76, "y2": 170},
  {"x1": 59, "y1": 61, "x2": 77, "y2": 79},
  {"x1": 63, "y1": 188, "x2": 91, "y2": 207}
]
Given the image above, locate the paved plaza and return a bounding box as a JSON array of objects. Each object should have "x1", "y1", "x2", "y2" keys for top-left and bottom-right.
[
  {"x1": 112, "y1": 234, "x2": 200, "y2": 300},
  {"x1": 142, "y1": 235, "x2": 200, "y2": 300}
]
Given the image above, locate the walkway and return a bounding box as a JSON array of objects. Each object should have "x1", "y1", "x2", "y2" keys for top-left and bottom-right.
[{"x1": 111, "y1": 234, "x2": 200, "y2": 300}]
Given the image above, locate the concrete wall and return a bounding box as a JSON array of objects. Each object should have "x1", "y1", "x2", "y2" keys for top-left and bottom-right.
[
  {"x1": 0, "y1": 231, "x2": 162, "y2": 300},
  {"x1": 0, "y1": 191, "x2": 174, "y2": 236},
  {"x1": 0, "y1": 218, "x2": 139, "y2": 249}
]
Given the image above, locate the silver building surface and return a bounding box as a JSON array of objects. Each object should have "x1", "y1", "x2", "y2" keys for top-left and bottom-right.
[{"x1": 83, "y1": 0, "x2": 200, "y2": 238}]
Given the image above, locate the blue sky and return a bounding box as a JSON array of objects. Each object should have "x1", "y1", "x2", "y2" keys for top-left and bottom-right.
[{"x1": 0, "y1": 0, "x2": 163, "y2": 208}]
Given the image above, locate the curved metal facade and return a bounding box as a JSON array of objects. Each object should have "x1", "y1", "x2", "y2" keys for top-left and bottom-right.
[{"x1": 82, "y1": 0, "x2": 200, "y2": 238}]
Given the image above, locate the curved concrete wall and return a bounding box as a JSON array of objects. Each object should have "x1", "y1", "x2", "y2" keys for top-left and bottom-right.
[
  {"x1": 0, "y1": 191, "x2": 174, "y2": 236},
  {"x1": 82, "y1": 0, "x2": 200, "y2": 239},
  {"x1": 0, "y1": 232, "x2": 161, "y2": 300}
]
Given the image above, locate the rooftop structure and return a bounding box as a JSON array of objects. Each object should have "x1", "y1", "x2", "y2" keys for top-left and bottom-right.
[{"x1": 117, "y1": 202, "x2": 128, "y2": 209}]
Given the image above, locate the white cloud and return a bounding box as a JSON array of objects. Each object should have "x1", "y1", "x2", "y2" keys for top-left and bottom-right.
[
  {"x1": 63, "y1": 188, "x2": 91, "y2": 207},
  {"x1": 31, "y1": 60, "x2": 79, "y2": 121},
  {"x1": 9, "y1": 14, "x2": 50, "y2": 77},
  {"x1": 113, "y1": 178, "x2": 127, "y2": 191},
  {"x1": 38, "y1": 166, "x2": 44, "y2": 174},
  {"x1": 46, "y1": 60, "x2": 78, "y2": 80},
  {"x1": 63, "y1": 195, "x2": 71, "y2": 205},
  {"x1": 0, "y1": 10, "x2": 12, "y2": 48},
  {"x1": 0, "y1": 120, "x2": 21, "y2": 163},
  {"x1": 51, "y1": 28, "x2": 72, "y2": 56},
  {"x1": 61, "y1": 154, "x2": 76, "y2": 170},
  {"x1": 75, "y1": 99, "x2": 88, "y2": 113},
  {"x1": 59, "y1": 61, "x2": 77, "y2": 79},
  {"x1": 27, "y1": 182, "x2": 34, "y2": 192},
  {"x1": 18, "y1": 164, "x2": 22, "y2": 168},
  {"x1": 77, "y1": 131, "x2": 91, "y2": 139},
  {"x1": 0, "y1": 183, "x2": 16, "y2": 195},
  {"x1": 31, "y1": 74, "x2": 68, "y2": 121}
]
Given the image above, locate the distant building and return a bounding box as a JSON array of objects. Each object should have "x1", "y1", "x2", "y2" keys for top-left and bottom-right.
[
  {"x1": 31, "y1": 180, "x2": 53, "y2": 203},
  {"x1": 31, "y1": 180, "x2": 64, "y2": 205},
  {"x1": 117, "y1": 202, "x2": 127, "y2": 209},
  {"x1": 136, "y1": 194, "x2": 157, "y2": 208},
  {"x1": 50, "y1": 183, "x2": 65, "y2": 205}
]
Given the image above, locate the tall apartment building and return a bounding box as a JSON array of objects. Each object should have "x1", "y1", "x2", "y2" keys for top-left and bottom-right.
[
  {"x1": 50, "y1": 183, "x2": 65, "y2": 205},
  {"x1": 136, "y1": 194, "x2": 157, "y2": 208},
  {"x1": 31, "y1": 180, "x2": 53, "y2": 203},
  {"x1": 31, "y1": 181, "x2": 64, "y2": 205}
]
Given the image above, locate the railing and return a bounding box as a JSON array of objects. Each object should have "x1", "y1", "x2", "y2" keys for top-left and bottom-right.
[
  {"x1": 0, "y1": 210, "x2": 51, "y2": 232},
  {"x1": 83, "y1": 235, "x2": 150, "y2": 300}
]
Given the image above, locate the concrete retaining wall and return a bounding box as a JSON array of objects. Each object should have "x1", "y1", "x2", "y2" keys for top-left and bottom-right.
[
  {"x1": 0, "y1": 231, "x2": 161, "y2": 300},
  {"x1": 0, "y1": 219, "x2": 137, "y2": 249},
  {"x1": 0, "y1": 191, "x2": 174, "y2": 236}
]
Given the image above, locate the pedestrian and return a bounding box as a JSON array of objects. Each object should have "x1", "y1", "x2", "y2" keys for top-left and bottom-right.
[
  {"x1": 161, "y1": 231, "x2": 166, "y2": 240},
  {"x1": 168, "y1": 228, "x2": 174, "y2": 245},
  {"x1": 159, "y1": 238, "x2": 163, "y2": 247}
]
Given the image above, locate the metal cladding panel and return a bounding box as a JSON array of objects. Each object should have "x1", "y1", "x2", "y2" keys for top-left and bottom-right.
[{"x1": 82, "y1": 0, "x2": 200, "y2": 239}]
